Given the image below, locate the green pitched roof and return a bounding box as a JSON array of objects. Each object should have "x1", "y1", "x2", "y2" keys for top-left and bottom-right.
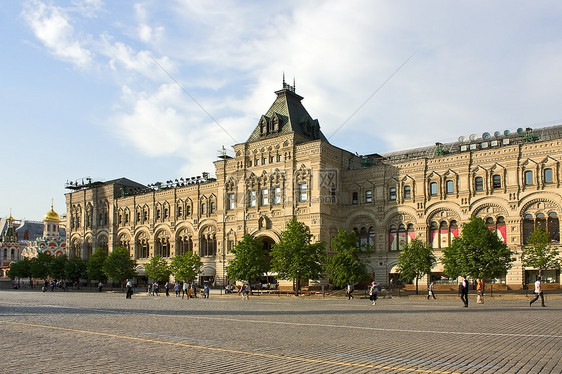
[{"x1": 246, "y1": 85, "x2": 328, "y2": 144}]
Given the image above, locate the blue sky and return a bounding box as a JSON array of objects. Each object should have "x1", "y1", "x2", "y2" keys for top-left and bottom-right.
[{"x1": 2, "y1": 1, "x2": 562, "y2": 221}]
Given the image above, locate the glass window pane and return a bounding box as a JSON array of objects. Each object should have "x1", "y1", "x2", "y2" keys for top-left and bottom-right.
[
  {"x1": 493, "y1": 175, "x2": 501, "y2": 189},
  {"x1": 544, "y1": 168, "x2": 553, "y2": 183},
  {"x1": 475, "y1": 177, "x2": 483, "y2": 191},
  {"x1": 389, "y1": 187, "x2": 396, "y2": 200},
  {"x1": 430, "y1": 182, "x2": 438, "y2": 195},
  {"x1": 446, "y1": 180, "x2": 454, "y2": 194},
  {"x1": 404, "y1": 185, "x2": 411, "y2": 199},
  {"x1": 525, "y1": 171, "x2": 533, "y2": 185}
]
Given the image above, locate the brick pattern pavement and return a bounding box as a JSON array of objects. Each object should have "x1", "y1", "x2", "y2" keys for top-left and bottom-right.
[{"x1": 0, "y1": 290, "x2": 560, "y2": 373}]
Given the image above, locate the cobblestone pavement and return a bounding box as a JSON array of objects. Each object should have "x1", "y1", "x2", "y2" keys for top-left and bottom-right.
[{"x1": 0, "y1": 290, "x2": 560, "y2": 373}]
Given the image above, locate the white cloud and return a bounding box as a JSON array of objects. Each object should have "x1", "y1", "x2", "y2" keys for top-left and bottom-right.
[
  {"x1": 134, "y1": 3, "x2": 165, "y2": 43},
  {"x1": 20, "y1": 0, "x2": 562, "y2": 173},
  {"x1": 22, "y1": 0, "x2": 93, "y2": 68},
  {"x1": 98, "y1": 34, "x2": 171, "y2": 79}
]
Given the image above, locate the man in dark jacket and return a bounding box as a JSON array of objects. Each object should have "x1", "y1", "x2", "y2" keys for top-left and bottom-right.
[{"x1": 459, "y1": 276, "x2": 469, "y2": 307}]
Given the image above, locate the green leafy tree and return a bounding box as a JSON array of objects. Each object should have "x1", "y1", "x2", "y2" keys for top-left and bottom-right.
[
  {"x1": 270, "y1": 217, "x2": 326, "y2": 295},
  {"x1": 7, "y1": 257, "x2": 32, "y2": 285},
  {"x1": 145, "y1": 255, "x2": 172, "y2": 282},
  {"x1": 327, "y1": 229, "x2": 369, "y2": 288},
  {"x1": 169, "y1": 251, "x2": 202, "y2": 282},
  {"x1": 396, "y1": 238, "x2": 436, "y2": 294},
  {"x1": 65, "y1": 256, "x2": 87, "y2": 283},
  {"x1": 522, "y1": 228, "x2": 561, "y2": 278},
  {"x1": 226, "y1": 234, "x2": 269, "y2": 284},
  {"x1": 442, "y1": 216, "x2": 513, "y2": 281},
  {"x1": 50, "y1": 254, "x2": 68, "y2": 280},
  {"x1": 87, "y1": 248, "x2": 108, "y2": 282},
  {"x1": 102, "y1": 246, "x2": 137, "y2": 285},
  {"x1": 30, "y1": 252, "x2": 53, "y2": 280}
]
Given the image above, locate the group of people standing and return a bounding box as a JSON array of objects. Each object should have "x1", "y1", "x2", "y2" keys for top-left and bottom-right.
[
  {"x1": 123, "y1": 281, "x2": 212, "y2": 299},
  {"x1": 146, "y1": 281, "x2": 210, "y2": 299}
]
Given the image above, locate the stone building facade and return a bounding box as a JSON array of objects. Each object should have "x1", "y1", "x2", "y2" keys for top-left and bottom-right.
[{"x1": 64, "y1": 83, "x2": 561, "y2": 289}]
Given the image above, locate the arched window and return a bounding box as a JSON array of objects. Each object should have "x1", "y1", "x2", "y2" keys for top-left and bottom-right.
[
  {"x1": 407, "y1": 224, "x2": 415, "y2": 244},
  {"x1": 449, "y1": 221, "x2": 459, "y2": 244},
  {"x1": 389, "y1": 223, "x2": 412, "y2": 251},
  {"x1": 368, "y1": 227, "x2": 375, "y2": 245},
  {"x1": 430, "y1": 220, "x2": 458, "y2": 248},
  {"x1": 544, "y1": 168, "x2": 553, "y2": 183},
  {"x1": 486, "y1": 216, "x2": 506, "y2": 243},
  {"x1": 389, "y1": 187, "x2": 397, "y2": 201},
  {"x1": 522, "y1": 212, "x2": 560, "y2": 243},
  {"x1": 398, "y1": 224, "x2": 407, "y2": 250},
  {"x1": 389, "y1": 225, "x2": 397, "y2": 251},
  {"x1": 430, "y1": 182, "x2": 438, "y2": 195},
  {"x1": 475, "y1": 177, "x2": 484, "y2": 191},
  {"x1": 446, "y1": 180, "x2": 454, "y2": 194},
  {"x1": 523, "y1": 214, "x2": 535, "y2": 244},
  {"x1": 199, "y1": 233, "x2": 217, "y2": 257},
  {"x1": 548, "y1": 212, "x2": 560, "y2": 242},
  {"x1": 496, "y1": 217, "x2": 506, "y2": 243},
  {"x1": 524, "y1": 171, "x2": 533, "y2": 185},
  {"x1": 403, "y1": 185, "x2": 411, "y2": 199},
  {"x1": 429, "y1": 221, "x2": 438, "y2": 248},
  {"x1": 359, "y1": 227, "x2": 368, "y2": 246},
  {"x1": 135, "y1": 236, "x2": 150, "y2": 259},
  {"x1": 492, "y1": 174, "x2": 502, "y2": 189},
  {"x1": 176, "y1": 230, "x2": 193, "y2": 256},
  {"x1": 439, "y1": 221, "x2": 449, "y2": 248},
  {"x1": 155, "y1": 234, "x2": 170, "y2": 258},
  {"x1": 536, "y1": 213, "x2": 546, "y2": 232}
]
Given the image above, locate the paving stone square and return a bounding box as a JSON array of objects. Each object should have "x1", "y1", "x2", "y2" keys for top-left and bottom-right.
[{"x1": 0, "y1": 290, "x2": 560, "y2": 373}]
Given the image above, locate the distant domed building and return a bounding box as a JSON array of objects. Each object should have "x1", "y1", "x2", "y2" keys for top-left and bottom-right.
[{"x1": 22, "y1": 204, "x2": 67, "y2": 259}]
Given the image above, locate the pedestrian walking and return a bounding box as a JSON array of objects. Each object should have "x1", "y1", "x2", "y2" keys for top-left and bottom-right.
[
  {"x1": 191, "y1": 282, "x2": 198, "y2": 298},
  {"x1": 346, "y1": 283, "x2": 354, "y2": 300},
  {"x1": 153, "y1": 282, "x2": 159, "y2": 296},
  {"x1": 530, "y1": 276, "x2": 546, "y2": 307},
  {"x1": 476, "y1": 279, "x2": 484, "y2": 304},
  {"x1": 182, "y1": 282, "x2": 189, "y2": 299},
  {"x1": 147, "y1": 283, "x2": 152, "y2": 296},
  {"x1": 239, "y1": 283, "x2": 248, "y2": 300},
  {"x1": 204, "y1": 283, "x2": 210, "y2": 298},
  {"x1": 459, "y1": 276, "x2": 469, "y2": 307},
  {"x1": 165, "y1": 281, "x2": 170, "y2": 297},
  {"x1": 98, "y1": 281, "x2": 103, "y2": 292},
  {"x1": 125, "y1": 279, "x2": 133, "y2": 299},
  {"x1": 174, "y1": 283, "x2": 180, "y2": 297},
  {"x1": 369, "y1": 281, "x2": 378, "y2": 306},
  {"x1": 428, "y1": 282, "x2": 436, "y2": 300}
]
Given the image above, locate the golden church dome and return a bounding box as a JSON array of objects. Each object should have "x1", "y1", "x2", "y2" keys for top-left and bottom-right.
[{"x1": 44, "y1": 205, "x2": 60, "y2": 222}]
